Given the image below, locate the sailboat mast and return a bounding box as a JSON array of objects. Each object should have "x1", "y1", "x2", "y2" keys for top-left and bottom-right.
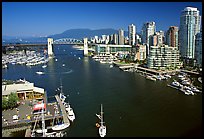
[
  {"x1": 42, "y1": 100, "x2": 46, "y2": 137},
  {"x1": 100, "y1": 104, "x2": 103, "y2": 125}
]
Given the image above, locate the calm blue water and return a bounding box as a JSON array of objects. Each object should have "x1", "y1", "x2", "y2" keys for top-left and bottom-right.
[{"x1": 2, "y1": 45, "x2": 202, "y2": 137}]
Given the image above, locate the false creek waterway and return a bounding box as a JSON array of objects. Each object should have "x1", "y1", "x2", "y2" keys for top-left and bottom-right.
[{"x1": 2, "y1": 44, "x2": 202, "y2": 137}]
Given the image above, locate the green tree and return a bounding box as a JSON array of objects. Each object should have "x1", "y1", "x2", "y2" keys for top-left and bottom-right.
[
  {"x1": 7, "y1": 92, "x2": 19, "y2": 109},
  {"x1": 2, "y1": 97, "x2": 8, "y2": 110}
]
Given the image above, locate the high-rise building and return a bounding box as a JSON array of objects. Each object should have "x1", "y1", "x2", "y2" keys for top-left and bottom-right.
[
  {"x1": 141, "y1": 21, "x2": 156, "y2": 45},
  {"x1": 118, "y1": 29, "x2": 124, "y2": 45},
  {"x1": 156, "y1": 31, "x2": 164, "y2": 45},
  {"x1": 141, "y1": 22, "x2": 156, "y2": 58},
  {"x1": 166, "y1": 26, "x2": 179, "y2": 48},
  {"x1": 179, "y1": 7, "x2": 201, "y2": 59},
  {"x1": 195, "y1": 30, "x2": 202, "y2": 67},
  {"x1": 128, "y1": 24, "x2": 136, "y2": 45},
  {"x1": 113, "y1": 34, "x2": 118, "y2": 45}
]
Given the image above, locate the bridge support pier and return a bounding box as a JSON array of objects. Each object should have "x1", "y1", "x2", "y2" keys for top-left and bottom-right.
[
  {"x1": 83, "y1": 38, "x2": 88, "y2": 56},
  {"x1": 47, "y1": 38, "x2": 54, "y2": 58}
]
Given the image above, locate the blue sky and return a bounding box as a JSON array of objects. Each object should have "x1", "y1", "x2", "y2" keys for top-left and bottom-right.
[{"x1": 2, "y1": 2, "x2": 202, "y2": 37}]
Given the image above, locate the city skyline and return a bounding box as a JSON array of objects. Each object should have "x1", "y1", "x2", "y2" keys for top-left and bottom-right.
[{"x1": 2, "y1": 2, "x2": 202, "y2": 37}]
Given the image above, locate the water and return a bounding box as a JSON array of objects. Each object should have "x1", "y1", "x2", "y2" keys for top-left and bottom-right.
[{"x1": 2, "y1": 45, "x2": 202, "y2": 137}]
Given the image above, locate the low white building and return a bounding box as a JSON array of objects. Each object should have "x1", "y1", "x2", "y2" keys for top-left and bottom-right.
[
  {"x1": 2, "y1": 81, "x2": 45, "y2": 100},
  {"x1": 94, "y1": 44, "x2": 132, "y2": 55}
]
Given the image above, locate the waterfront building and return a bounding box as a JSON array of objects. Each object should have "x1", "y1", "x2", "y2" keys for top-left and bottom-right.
[
  {"x1": 179, "y1": 7, "x2": 201, "y2": 59},
  {"x1": 95, "y1": 36, "x2": 100, "y2": 43},
  {"x1": 118, "y1": 29, "x2": 125, "y2": 45},
  {"x1": 109, "y1": 34, "x2": 114, "y2": 44},
  {"x1": 113, "y1": 34, "x2": 119, "y2": 45},
  {"x1": 150, "y1": 31, "x2": 164, "y2": 46},
  {"x1": 156, "y1": 31, "x2": 164, "y2": 45},
  {"x1": 105, "y1": 35, "x2": 110, "y2": 44},
  {"x1": 166, "y1": 26, "x2": 179, "y2": 48},
  {"x1": 94, "y1": 44, "x2": 132, "y2": 55},
  {"x1": 84, "y1": 38, "x2": 88, "y2": 56},
  {"x1": 128, "y1": 24, "x2": 136, "y2": 45},
  {"x1": 141, "y1": 21, "x2": 156, "y2": 45},
  {"x1": 150, "y1": 34, "x2": 158, "y2": 46},
  {"x1": 147, "y1": 45, "x2": 181, "y2": 70},
  {"x1": 124, "y1": 36, "x2": 129, "y2": 45},
  {"x1": 136, "y1": 34, "x2": 142, "y2": 44},
  {"x1": 195, "y1": 30, "x2": 202, "y2": 67},
  {"x1": 141, "y1": 22, "x2": 156, "y2": 58},
  {"x1": 135, "y1": 44, "x2": 146, "y2": 61},
  {"x1": 47, "y1": 38, "x2": 54, "y2": 57},
  {"x1": 2, "y1": 81, "x2": 45, "y2": 100}
]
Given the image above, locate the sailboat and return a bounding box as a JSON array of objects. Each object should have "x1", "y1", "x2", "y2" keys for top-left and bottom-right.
[{"x1": 97, "y1": 104, "x2": 106, "y2": 137}]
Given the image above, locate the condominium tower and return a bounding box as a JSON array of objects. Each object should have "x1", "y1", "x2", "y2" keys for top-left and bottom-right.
[
  {"x1": 179, "y1": 7, "x2": 201, "y2": 59},
  {"x1": 118, "y1": 29, "x2": 124, "y2": 45},
  {"x1": 195, "y1": 30, "x2": 202, "y2": 67},
  {"x1": 141, "y1": 21, "x2": 156, "y2": 45},
  {"x1": 128, "y1": 24, "x2": 136, "y2": 45},
  {"x1": 166, "y1": 26, "x2": 179, "y2": 48}
]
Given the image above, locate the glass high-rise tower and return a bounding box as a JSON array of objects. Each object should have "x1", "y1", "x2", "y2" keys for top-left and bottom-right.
[{"x1": 179, "y1": 7, "x2": 201, "y2": 59}]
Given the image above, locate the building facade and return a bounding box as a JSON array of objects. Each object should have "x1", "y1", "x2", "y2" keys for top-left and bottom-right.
[
  {"x1": 94, "y1": 44, "x2": 132, "y2": 55},
  {"x1": 179, "y1": 7, "x2": 201, "y2": 59},
  {"x1": 135, "y1": 44, "x2": 146, "y2": 61},
  {"x1": 147, "y1": 45, "x2": 181, "y2": 69},
  {"x1": 2, "y1": 81, "x2": 45, "y2": 100},
  {"x1": 118, "y1": 29, "x2": 125, "y2": 45},
  {"x1": 166, "y1": 26, "x2": 179, "y2": 48},
  {"x1": 128, "y1": 24, "x2": 136, "y2": 45},
  {"x1": 195, "y1": 30, "x2": 202, "y2": 67},
  {"x1": 141, "y1": 21, "x2": 156, "y2": 45}
]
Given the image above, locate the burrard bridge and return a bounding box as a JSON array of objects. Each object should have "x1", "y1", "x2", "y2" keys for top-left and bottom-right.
[{"x1": 2, "y1": 38, "x2": 83, "y2": 48}]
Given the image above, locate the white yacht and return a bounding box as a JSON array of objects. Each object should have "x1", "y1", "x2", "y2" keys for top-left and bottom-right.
[
  {"x1": 98, "y1": 104, "x2": 106, "y2": 137},
  {"x1": 52, "y1": 123, "x2": 70, "y2": 131},
  {"x1": 42, "y1": 65, "x2": 47, "y2": 68},
  {"x1": 171, "y1": 81, "x2": 181, "y2": 87},
  {"x1": 36, "y1": 71, "x2": 45, "y2": 75},
  {"x1": 64, "y1": 102, "x2": 75, "y2": 122}
]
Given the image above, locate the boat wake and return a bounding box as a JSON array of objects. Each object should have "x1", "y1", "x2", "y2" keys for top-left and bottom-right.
[{"x1": 37, "y1": 69, "x2": 73, "y2": 75}]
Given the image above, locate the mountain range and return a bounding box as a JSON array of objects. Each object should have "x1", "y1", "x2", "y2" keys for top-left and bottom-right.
[{"x1": 3, "y1": 28, "x2": 130, "y2": 43}]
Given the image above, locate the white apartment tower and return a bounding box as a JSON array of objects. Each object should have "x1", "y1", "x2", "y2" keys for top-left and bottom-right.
[
  {"x1": 128, "y1": 24, "x2": 136, "y2": 45},
  {"x1": 141, "y1": 22, "x2": 156, "y2": 57},
  {"x1": 83, "y1": 38, "x2": 88, "y2": 56},
  {"x1": 47, "y1": 38, "x2": 54, "y2": 57},
  {"x1": 141, "y1": 21, "x2": 156, "y2": 45},
  {"x1": 179, "y1": 7, "x2": 201, "y2": 59},
  {"x1": 118, "y1": 29, "x2": 124, "y2": 45}
]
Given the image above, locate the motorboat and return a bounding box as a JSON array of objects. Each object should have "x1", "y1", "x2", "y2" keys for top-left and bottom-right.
[
  {"x1": 65, "y1": 104, "x2": 75, "y2": 122},
  {"x1": 42, "y1": 65, "x2": 47, "y2": 68},
  {"x1": 52, "y1": 123, "x2": 69, "y2": 131},
  {"x1": 171, "y1": 81, "x2": 181, "y2": 87},
  {"x1": 36, "y1": 71, "x2": 45, "y2": 75}
]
